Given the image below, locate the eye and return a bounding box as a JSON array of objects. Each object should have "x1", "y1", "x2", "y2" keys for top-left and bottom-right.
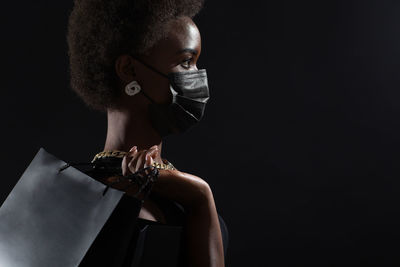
[{"x1": 180, "y1": 58, "x2": 193, "y2": 69}]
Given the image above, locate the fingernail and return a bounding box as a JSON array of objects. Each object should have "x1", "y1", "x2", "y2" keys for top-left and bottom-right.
[{"x1": 129, "y1": 146, "x2": 137, "y2": 152}]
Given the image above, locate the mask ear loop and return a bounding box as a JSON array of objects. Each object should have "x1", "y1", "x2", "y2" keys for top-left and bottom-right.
[
  {"x1": 128, "y1": 55, "x2": 171, "y2": 105},
  {"x1": 138, "y1": 88, "x2": 156, "y2": 104},
  {"x1": 130, "y1": 55, "x2": 169, "y2": 79}
]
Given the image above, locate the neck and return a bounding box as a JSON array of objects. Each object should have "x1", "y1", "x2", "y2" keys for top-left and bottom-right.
[{"x1": 103, "y1": 108, "x2": 163, "y2": 154}]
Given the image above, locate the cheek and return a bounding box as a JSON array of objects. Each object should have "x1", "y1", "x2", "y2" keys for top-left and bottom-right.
[
  {"x1": 134, "y1": 62, "x2": 172, "y2": 104},
  {"x1": 140, "y1": 76, "x2": 172, "y2": 104}
]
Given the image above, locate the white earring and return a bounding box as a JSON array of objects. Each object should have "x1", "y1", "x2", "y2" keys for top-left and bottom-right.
[{"x1": 125, "y1": 80, "x2": 141, "y2": 96}]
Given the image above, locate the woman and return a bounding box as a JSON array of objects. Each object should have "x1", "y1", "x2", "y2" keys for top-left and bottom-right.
[{"x1": 66, "y1": 0, "x2": 228, "y2": 266}]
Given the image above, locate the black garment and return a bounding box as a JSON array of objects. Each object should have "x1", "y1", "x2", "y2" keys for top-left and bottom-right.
[{"x1": 77, "y1": 157, "x2": 229, "y2": 267}]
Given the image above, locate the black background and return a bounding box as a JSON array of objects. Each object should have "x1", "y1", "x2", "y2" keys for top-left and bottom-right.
[{"x1": 1, "y1": 1, "x2": 400, "y2": 266}]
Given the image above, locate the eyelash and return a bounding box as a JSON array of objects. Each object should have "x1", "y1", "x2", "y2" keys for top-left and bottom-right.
[{"x1": 180, "y1": 58, "x2": 193, "y2": 69}]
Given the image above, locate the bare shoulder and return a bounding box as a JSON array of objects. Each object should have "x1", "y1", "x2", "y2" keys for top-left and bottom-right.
[{"x1": 164, "y1": 169, "x2": 210, "y2": 189}]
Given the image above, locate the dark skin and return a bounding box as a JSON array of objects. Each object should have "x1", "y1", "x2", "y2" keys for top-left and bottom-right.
[{"x1": 102, "y1": 16, "x2": 225, "y2": 267}]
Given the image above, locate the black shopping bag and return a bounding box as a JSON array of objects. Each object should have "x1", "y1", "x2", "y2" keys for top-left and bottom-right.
[{"x1": 0, "y1": 148, "x2": 124, "y2": 267}]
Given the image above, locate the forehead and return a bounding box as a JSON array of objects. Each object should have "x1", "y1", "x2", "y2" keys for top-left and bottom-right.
[
  {"x1": 146, "y1": 17, "x2": 201, "y2": 59},
  {"x1": 167, "y1": 17, "x2": 201, "y2": 47}
]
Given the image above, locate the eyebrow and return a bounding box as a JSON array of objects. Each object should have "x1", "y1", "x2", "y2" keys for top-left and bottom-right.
[{"x1": 177, "y1": 48, "x2": 198, "y2": 55}]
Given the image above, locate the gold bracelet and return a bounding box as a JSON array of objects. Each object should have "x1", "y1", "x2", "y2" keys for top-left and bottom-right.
[
  {"x1": 92, "y1": 150, "x2": 127, "y2": 162},
  {"x1": 151, "y1": 161, "x2": 176, "y2": 170}
]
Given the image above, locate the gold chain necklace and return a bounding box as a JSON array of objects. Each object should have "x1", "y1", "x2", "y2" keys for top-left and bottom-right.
[{"x1": 92, "y1": 150, "x2": 176, "y2": 170}]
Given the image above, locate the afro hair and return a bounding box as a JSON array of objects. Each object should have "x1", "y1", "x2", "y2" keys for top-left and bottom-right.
[{"x1": 66, "y1": 0, "x2": 204, "y2": 111}]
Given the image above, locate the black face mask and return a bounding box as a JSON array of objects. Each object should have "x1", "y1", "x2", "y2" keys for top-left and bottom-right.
[{"x1": 132, "y1": 56, "x2": 210, "y2": 137}]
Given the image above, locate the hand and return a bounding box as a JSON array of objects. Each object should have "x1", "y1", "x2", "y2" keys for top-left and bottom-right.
[
  {"x1": 122, "y1": 145, "x2": 212, "y2": 211},
  {"x1": 121, "y1": 145, "x2": 162, "y2": 175},
  {"x1": 96, "y1": 145, "x2": 161, "y2": 198}
]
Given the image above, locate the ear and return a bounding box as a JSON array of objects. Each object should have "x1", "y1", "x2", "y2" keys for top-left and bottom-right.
[{"x1": 115, "y1": 54, "x2": 136, "y2": 83}]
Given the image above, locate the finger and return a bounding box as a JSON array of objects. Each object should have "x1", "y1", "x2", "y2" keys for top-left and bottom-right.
[
  {"x1": 126, "y1": 146, "x2": 137, "y2": 159},
  {"x1": 144, "y1": 151, "x2": 155, "y2": 168},
  {"x1": 129, "y1": 146, "x2": 137, "y2": 153},
  {"x1": 148, "y1": 145, "x2": 158, "y2": 159},
  {"x1": 122, "y1": 147, "x2": 137, "y2": 176},
  {"x1": 128, "y1": 146, "x2": 158, "y2": 173},
  {"x1": 122, "y1": 155, "x2": 129, "y2": 176},
  {"x1": 127, "y1": 149, "x2": 140, "y2": 173},
  {"x1": 133, "y1": 150, "x2": 147, "y2": 172},
  {"x1": 125, "y1": 146, "x2": 137, "y2": 164},
  {"x1": 134, "y1": 146, "x2": 157, "y2": 172},
  {"x1": 145, "y1": 146, "x2": 159, "y2": 167}
]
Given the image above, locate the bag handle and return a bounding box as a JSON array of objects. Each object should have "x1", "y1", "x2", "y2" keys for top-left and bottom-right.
[{"x1": 59, "y1": 161, "x2": 159, "y2": 200}]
